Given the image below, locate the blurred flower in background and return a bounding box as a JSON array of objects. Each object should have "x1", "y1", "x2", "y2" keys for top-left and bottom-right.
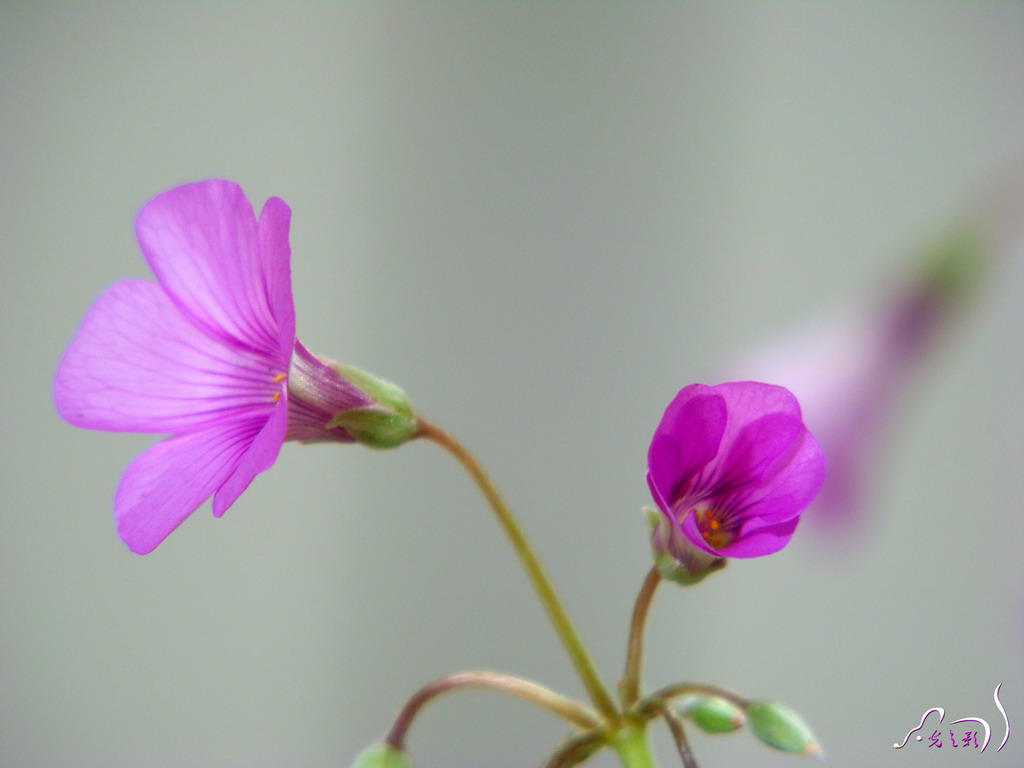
[{"x1": 732, "y1": 160, "x2": 1024, "y2": 543}]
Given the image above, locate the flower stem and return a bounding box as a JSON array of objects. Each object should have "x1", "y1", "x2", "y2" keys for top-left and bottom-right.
[
  {"x1": 542, "y1": 730, "x2": 608, "y2": 768},
  {"x1": 386, "y1": 670, "x2": 601, "y2": 750},
  {"x1": 620, "y1": 566, "x2": 662, "y2": 708},
  {"x1": 634, "y1": 683, "x2": 751, "y2": 719},
  {"x1": 611, "y1": 722, "x2": 660, "y2": 768},
  {"x1": 416, "y1": 418, "x2": 619, "y2": 723},
  {"x1": 662, "y1": 707, "x2": 698, "y2": 768}
]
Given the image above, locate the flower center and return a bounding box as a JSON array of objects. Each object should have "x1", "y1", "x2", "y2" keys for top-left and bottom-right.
[{"x1": 694, "y1": 506, "x2": 734, "y2": 550}]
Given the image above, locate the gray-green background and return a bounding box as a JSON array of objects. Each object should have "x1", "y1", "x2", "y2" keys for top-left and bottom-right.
[{"x1": 3, "y1": 4, "x2": 1022, "y2": 767}]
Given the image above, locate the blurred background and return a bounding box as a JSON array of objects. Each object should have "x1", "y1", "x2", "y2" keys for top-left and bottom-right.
[{"x1": 2, "y1": 4, "x2": 1022, "y2": 767}]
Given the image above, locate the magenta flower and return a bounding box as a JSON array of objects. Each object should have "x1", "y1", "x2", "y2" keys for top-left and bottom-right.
[
  {"x1": 54, "y1": 180, "x2": 396, "y2": 554},
  {"x1": 731, "y1": 161, "x2": 1023, "y2": 539},
  {"x1": 646, "y1": 382, "x2": 825, "y2": 580}
]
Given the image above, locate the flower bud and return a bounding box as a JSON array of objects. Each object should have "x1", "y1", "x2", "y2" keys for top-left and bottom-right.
[
  {"x1": 350, "y1": 743, "x2": 413, "y2": 768},
  {"x1": 682, "y1": 695, "x2": 745, "y2": 734},
  {"x1": 746, "y1": 700, "x2": 822, "y2": 756}
]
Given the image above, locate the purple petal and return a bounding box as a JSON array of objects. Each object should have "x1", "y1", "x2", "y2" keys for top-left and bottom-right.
[
  {"x1": 678, "y1": 509, "x2": 800, "y2": 558},
  {"x1": 723, "y1": 516, "x2": 801, "y2": 558},
  {"x1": 646, "y1": 471, "x2": 670, "y2": 515},
  {"x1": 212, "y1": 395, "x2": 289, "y2": 516},
  {"x1": 647, "y1": 387, "x2": 726, "y2": 506},
  {"x1": 54, "y1": 279, "x2": 285, "y2": 433},
  {"x1": 731, "y1": 427, "x2": 826, "y2": 522},
  {"x1": 115, "y1": 426, "x2": 253, "y2": 554},
  {"x1": 284, "y1": 341, "x2": 373, "y2": 442},
  {"x1": 135, "y1": 180, "x2": 291, "y2": 358},
  {"x1": 258, "y1": 196, "x2": 296, "y2": 356},
  {"x1": 713, "y1": 381, "x2": 803, "y2": 450},
  {"x1": 712, "y1": 412, "x2": 804, "y2": 497}
]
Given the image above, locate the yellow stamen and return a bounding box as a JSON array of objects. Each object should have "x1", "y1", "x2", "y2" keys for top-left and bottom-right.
[
  {"x1": 272, "y1": 391, "x2": 281, "y2": 403},
  {"x1": 695, "y1": 507, "x2": 733, "y2": 550},
  {"x1": 273, "y1": 373, "x2": 287, "y2": 382}
]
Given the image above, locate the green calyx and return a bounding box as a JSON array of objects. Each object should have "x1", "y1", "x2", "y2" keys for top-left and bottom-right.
[
  {"x1": 327, "y1": 363, "x2": 417, "y2": 449},
  {"x1": 328, "y1": 406, "x2": 417, "y2": 449},
  {"x1": 350, "y1": 743, "x2": 413, "y2": 768},
  {"x1": 746, "y1": 700, "x2": 822, "y2": 756},
  {"x1": 331, "y1": 362, "x2": 414, "y2": 419}
]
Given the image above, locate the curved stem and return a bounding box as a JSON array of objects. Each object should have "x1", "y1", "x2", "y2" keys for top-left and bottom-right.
[
  {"x1": 620, "y1": 566, "x2": 662, "y2": 708},
  {"x1": 386, "y1": 670, "x2": 601, "y2": 749},
  {"x1": 661, "y1": 707, "x2": 698, "y2": 768},
  {"x1": 542, "y1": 729, "x2": 608, "y2": 768},
  {"x1": 416, "y1": 418, "x2": 619, "y2": 723},
  {"x1": 634, "y1": 683, "x2": 751, "y2": 720}
]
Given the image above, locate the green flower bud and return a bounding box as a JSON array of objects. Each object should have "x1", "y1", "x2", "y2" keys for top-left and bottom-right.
[
  {"x1": 746, "y1": 700, "x2": 822, "y2": 756},
  {"x1": 684, "y1": 695, "x2": 746, "y2": 734},
  {"x1": 350, "y1": 743, "x2": 413, "y2": 768}
]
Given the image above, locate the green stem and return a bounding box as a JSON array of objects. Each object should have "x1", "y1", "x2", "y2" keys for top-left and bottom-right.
[
  {"x1": 611, "y1": 722, "x2": 660, "y2": 768},
  {"x1": 386, "y1": 670, "x2": 601, "y2": 750},
  {"x1": 637, "y1": 683, "x2": 750, "y2": 716},
  {"x1": 416, "y1": 418, "x2": 619, "y2": 724},
  {"x1": 620, "y1": 566, "x2": 662, "y2": 708}
]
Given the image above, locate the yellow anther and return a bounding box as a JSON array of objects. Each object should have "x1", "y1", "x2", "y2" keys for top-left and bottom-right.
[
  {"x1": 272, "y1": 391, "x2": 281, "y2": 403},
  {"x1": 273, "y1": 373, "x2": 287, "y2": 382},
  {"x1": 694, "y1": 506, "x2": 733, "y2": 550}
]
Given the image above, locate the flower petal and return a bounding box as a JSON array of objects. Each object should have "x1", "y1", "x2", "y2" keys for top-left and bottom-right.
[
  {"x1": 647, "y1": 387, "x2": 726, "y2": 506},
  {"x1": 54, "y1": 279, "x2": 284, "y2": 433},
  {"x1": 722, "y1": 516, "x2": 801, "y2": 558},
  {"x1": 258, "y1": 196, "x2": 296, "y2": 356},
  {"x1": 712, "y1": 412, "x2": 804, "y2": 498},
  {"x1": 678, "y1": 509, "x2": 800, "y2": 558},
  {"x1": 714, "y1": 381, "x2": 803, "y2": 450},
  {"x1": 731, "y1": 427, "x2": 826, "y2": 522},
  {"x1": 212, "y1": 395, "x2": 289, "y2": 517},
  {"x1": 135, "y1": 180, "x2": 287, "y2": 358},
  {"x1": 115, "y1": 426, "x2": 252, "y2": 554}
]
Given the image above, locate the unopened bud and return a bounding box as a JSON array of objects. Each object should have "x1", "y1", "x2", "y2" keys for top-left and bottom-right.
[
  {"x1": 350, "y1": 743, "x2": 413, "y2": 768},
  {"x1": 684, "y1": 695, "x2": 745, "y2": 734},
  {"x1": 746, "y1": 700, "x2": 822, "y2": 756}
]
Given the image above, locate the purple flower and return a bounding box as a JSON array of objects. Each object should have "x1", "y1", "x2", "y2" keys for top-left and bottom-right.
[
  {"x1": 646, "y1": 382, "x2": 825, "y2": 580},
  {"x1": 54, "y1": 180, "x2": 392, "y2": 554},
  {"x1": 731, "y1": 162, "x2": 1024, "y2": 540}
]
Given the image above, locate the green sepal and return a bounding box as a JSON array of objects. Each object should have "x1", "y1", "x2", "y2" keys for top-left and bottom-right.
[
  {"x1": 330, "y1": 362, "x2": 414, "y2": 419},
  {"x1": 350, "y1": 743, "x2": 413, "y2": 768},
  {"x1": 919, "y1": 224, "x2": 989, "y2": 302},
  {"x1": 683, "y1": 695, "x2": 745, "y2": 734},
  {"x1": 746, "y1": 700, "x2": 822, "y2": 756},
  {"x1": 328, "y1": 407, "x2": 418, "y2": 449}
]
